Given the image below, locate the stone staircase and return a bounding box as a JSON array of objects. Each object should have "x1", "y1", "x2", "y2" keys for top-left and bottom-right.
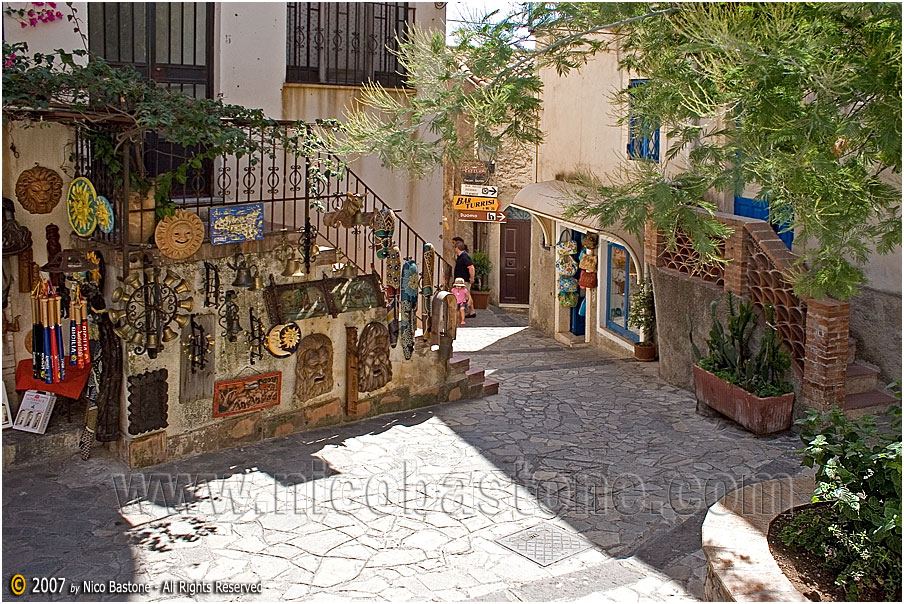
[
  {"x1": 843, "y1": 337, "x2": 899, "y2": 419},
  {"x1": 448, "y1": 355, "x2": 499, "y2": 399}
]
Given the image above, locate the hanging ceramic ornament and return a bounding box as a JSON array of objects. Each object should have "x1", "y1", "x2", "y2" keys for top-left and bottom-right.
[
  {"x1": 16, "y1": 165, "x2": 63, "y2": 214},
  {"x1": 266, "y1": 324, "x2": 292, "y2": 358},
  {"x1": 400, "y1": 259, "x2": 418, "y2": 360},
  {"x1": 95, "y1": 195, "x2": 115, "y2": 235},
  {"x1": 155, "y1": 209, "x2": 204, "y2": 259},
  {"x1": 66, "y1": 177, "x2": 98, "y2": 236}
]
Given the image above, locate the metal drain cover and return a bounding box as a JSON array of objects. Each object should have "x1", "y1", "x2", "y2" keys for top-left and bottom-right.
[{"x1": 495, "y1": 523, "x2": 593, "y2": 566}]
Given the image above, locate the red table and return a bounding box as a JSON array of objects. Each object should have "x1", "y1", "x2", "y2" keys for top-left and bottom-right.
[{"x1": 15, "y1": 360, "x2": 92, "y2": 421}]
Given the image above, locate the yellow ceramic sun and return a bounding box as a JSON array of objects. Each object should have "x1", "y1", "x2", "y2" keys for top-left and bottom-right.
[
  {"x1": 155, "y1": 209, "x2": 204, "y2": 259},
  {"x1": 66, "y1": 177, "x2": 98, "y2": 236}
]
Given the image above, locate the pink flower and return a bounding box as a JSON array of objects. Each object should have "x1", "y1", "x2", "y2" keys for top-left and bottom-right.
[
  {"x1": 20, "y1": 22, "x2": 27, "y2": 28},
  {"x1": 48, "y1": 2, "x2": 56, "y2": 7},
  {"x1": 55, "y1": 11, "x2": 62, "y2": 18},
  {"x1": 29, "y1": 17, "x2": 38, "y2": 26},
  {"x1": 33, "y1": 2, "x2": 44, "y2": 6}
]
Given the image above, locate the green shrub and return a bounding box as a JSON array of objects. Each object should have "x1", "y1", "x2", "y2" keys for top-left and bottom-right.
[
  {"x1": 781, "y1": 406, "x2": 902, "y2": 601},
  {"x1": 691, "y1": 293, "x2": 792, "y2": 397},
  {"x1": 471, "y1": 250, "x2": 492, "y2": 291},
  {"x1": 627, "y1": 277, "x2": 655, "y2": 345}
]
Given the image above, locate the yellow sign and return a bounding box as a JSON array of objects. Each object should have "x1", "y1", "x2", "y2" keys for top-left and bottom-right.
[{"x1": 452, "y1": 195, "x2": 499, "y2": 211}]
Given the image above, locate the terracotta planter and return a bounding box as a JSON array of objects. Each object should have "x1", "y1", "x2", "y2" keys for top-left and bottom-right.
[
  {"x1": 470, "y1": 289, "x2": 490, "y2": 310},
  {"x1": 633, "y1": 343, "x2": 657, "y2": 362},
  {"x1": 692, "y1": 365, "x2": 794, "y2": 436}
]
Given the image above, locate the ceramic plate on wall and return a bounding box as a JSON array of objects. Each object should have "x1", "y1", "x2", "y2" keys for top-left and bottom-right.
[
  {"x1": 96, "y1": 195, "x2": 115, "y2": 234},
  {"x1": 66, "y1": 177, "x2": 98, "y2": 237}
]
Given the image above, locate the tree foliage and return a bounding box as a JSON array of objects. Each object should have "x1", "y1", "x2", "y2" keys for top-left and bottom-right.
[{"x1": 337, "y1": 2, "x2": 901, "y2": 300}]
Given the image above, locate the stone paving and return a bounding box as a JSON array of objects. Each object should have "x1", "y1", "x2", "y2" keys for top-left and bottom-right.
[{"x1": 1, "y1": 306, "x2": 809, "y2": 601}]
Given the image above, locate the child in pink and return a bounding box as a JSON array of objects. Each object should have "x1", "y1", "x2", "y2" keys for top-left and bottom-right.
[{"x1": 452, "y1": 278, "x2": 469, "y2": 326}]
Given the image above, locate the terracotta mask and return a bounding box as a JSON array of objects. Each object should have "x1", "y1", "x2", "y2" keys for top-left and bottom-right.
[
  {"x1": 16, "y1": 166, "x2": 63, "y2": 214},
  {"x1": 358, "y1": 321, "x2": 392, "y2": 392},
  {"x1": 295, "y1": 333, "x2": 333, "y2": 400}
]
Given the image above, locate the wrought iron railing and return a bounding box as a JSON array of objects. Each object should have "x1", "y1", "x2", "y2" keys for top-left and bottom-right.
[
  {"x1": 287, "y1": 2, "x2": 414, "y2": 88},
  {"x1": 72, "y1": 120, "x2": 451, "y2": 327}
]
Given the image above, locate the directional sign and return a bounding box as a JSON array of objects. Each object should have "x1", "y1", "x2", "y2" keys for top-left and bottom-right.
[
  {"x1": 461, "y1": 184, "x2": 498, "y2": 198},
  {"x1": 453, "y1": 195, "x2": 499, "y2": 211},
  {"x1": 458, "y1": 210, "x2": 507, "y2": 223}
]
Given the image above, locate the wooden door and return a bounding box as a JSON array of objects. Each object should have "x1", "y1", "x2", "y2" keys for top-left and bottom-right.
[{"x1": 499, "y1": 219, "x2": 531, "y2": 304}]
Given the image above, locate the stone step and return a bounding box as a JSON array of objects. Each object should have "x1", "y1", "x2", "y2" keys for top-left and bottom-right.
[
  {"x1": 468, "y1": 383, "x2": 485, "y2": 399},
  {"x1": 448, "y1": 355, "x2": 470, "y2": 375},
  {"x1": 466, "y1": 367, "x2": 486, "y2": 385},
  {"x1": 847, "y1": 337, "x2": 857, "y2": 365},
  {"x1": 482, "y1": 379, "x2": 499, "y2": 396},
  {"x1": 843, "y1": 390, "x2": 900, "y2": 420},
  {"x1": 845, "y1": 361, "x2": 879, "y2": 396}
]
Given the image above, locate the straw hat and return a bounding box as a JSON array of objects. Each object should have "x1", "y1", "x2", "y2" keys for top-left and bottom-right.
[{"x1": 453, "y1": 277, "x2": 467, "y2": 287}]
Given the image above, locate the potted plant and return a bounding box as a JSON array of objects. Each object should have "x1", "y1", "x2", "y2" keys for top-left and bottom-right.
[
  {"x1": 691, "y1": 293, "x2": 794, "y2": 435},
  {"x1": 627, "y1": 277, "x2": 656, "y2": 361},
  {"x1": 469, "y1": 250, "x2": 492, "y2": 309}
]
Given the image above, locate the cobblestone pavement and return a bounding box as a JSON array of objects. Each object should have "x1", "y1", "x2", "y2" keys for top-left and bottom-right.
[{"x1": 2, "y1": 307, "x2": 808, "y2": 602}]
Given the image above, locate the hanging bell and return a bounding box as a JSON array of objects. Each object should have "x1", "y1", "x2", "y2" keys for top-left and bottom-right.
[
  {"x1": 123, "y1": 272, "x2": 142, "y2": 290},
  {"x1": 282, "y1": 258, "x2": 301, "y2": 278},
  {"x1": 232, "y1": 265, "x2": 254, "y2": 288},
  {"x1": 113, "y1": 324, "x2": 135, "y2": 340},
  {"x1": 108, "y1": 308, "x2": 127, "y2": 323},
  {"x1": 172, "y1": 279, "x2": 190, "y2": 295},
  {"x1": 146, "y1": 332, "x2": 159, "y2": 350},
  {"x1": 129, "y1": 331, "x2": 145, "y2": 347},
  {"x1": 178, "y1": 297, "x2": 194, "y2": 312},
  {"x1": 292, "y1": 261, "x2": 306, "y2": 278},
  {"x1": 173, "y1": 314, "x2": 190, "y2": 329},
  {"x1": 162, "y1": 326, "x2": 180, "y2": 343},
  {"x1": 250, "y1": 274, "x2": 265, "y2": 291},
  {"x1": 112, "y1": 287, "x2": 126, "y2": 303},
  {"x1": 163, "y1": 271, "x2": 181, "y2": 289}
]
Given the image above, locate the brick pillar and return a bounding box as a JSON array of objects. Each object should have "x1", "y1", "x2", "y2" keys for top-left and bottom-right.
[
  {"x1": 722, "y1": 225, "x2": 749, "y2": 296},
  {"x1": 643, "y1": 219, "x2": 664, "y2": 269},
  {"x1": 802, "y1": 298, "x2": 850, "y2": 411}
]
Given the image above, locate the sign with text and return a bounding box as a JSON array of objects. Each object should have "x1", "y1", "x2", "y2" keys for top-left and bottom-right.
[
  {"x1": 453, "y1": 195, "x2": 500, "y2": 211},
  {"x1": 458, "y1": 210, "x2": 507, "y2": 223},
  {"x1": 460, "y1": 161, "x2": 491, "y2": 185},
  {"x1": 461, "y1": 184, "x2": 498, "y2": 198}
]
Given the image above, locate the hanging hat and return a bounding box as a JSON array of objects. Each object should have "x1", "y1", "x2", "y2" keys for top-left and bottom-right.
[
  {"x1": 42, "y1": 249, "x2": 99, "y2": 273},
  {"x1": 453, "y1": 277, "x2": 466, "y2": 287}
]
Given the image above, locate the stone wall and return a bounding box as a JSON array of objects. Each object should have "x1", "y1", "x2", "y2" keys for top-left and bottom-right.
[
  {"x1": 848, "y1": 286, "x2": 902, "y2": 384},
  {"x1": 110, "y1": 246, "x2": 465, "y2": 468},
  {"x1": 528, "y1": 225, "x2": 556, "y2": 335}
]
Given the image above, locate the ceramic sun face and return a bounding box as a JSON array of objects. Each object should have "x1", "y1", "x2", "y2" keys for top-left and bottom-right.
[
  {"x1": 66, "y1": 177, "x2": 98, "y2": 236},
  {"x1": 95, "y1": 195, "x2": 115, "y2": 234},
  {"x1": 155, "y1": 209, "x2": 204, "y2": 259}
]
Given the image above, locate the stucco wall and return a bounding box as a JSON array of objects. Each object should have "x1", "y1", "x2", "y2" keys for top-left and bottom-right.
[{"x1": 848, "y1": 286, "x2": 902, "y2": 384}]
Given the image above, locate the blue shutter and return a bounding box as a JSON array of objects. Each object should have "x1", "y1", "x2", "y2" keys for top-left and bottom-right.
[{"x1": 734, "y1": 195, "x2": 794, "y2": 248}]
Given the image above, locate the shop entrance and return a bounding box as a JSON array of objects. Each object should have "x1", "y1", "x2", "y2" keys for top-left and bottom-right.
[
  {"x1": 569, "y1": 230, "x2": 586, "y2": 336},
  {"x1": 499, "y1": 212, "x2": 531, "y2": 304}
]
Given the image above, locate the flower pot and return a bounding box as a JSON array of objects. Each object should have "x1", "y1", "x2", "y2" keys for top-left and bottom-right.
[
  {"x1": 633, "y1": 343, "x2": 657, "y2": 361},
  {"x1": 470, "y1": 289, "x2": 490, "y2": 310},
  {"x1": 692, "y1": 365, "x2": 794, "y2": 436}
]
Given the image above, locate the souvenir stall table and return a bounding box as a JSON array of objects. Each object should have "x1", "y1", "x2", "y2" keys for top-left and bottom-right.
[{"x1": 14, "y1": 359, "x2": 91, "y2": 422}]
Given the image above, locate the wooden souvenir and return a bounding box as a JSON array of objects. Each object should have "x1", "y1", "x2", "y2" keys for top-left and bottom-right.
[
  {"x1": 213, "y1": 372, "x2": 281, "y2": 418},
  {"x1": 46, "y1": 224, "x2": 62, "y2": 287},
  {"x1": 209, "y1": 203, "x2": 264, "y2": 245},
  {"x1": 16, "y1": 165, "x2": 63, "y2": 214},
  {"x1": 127, "y1": 369, "x2": 168, "y2": 435},
  {"x1": 17, "y1": 248, "x2": 39, "y2": 293},
  {"x1": 155, "y1": 209, "x2": 204, "y2": 259},
  {"x1": 294, "y1": 333, "x2": 333, "y2": 401},
  {"x1": 66, "y1": 177, "x2": 98, "y2": 236},
  {"x1": 2, "y1": 197, "x2": 32, "y2": 256},
  {"x1": 358, "y1": 322, "x2": 392, "y2": 392},
  {"x1": 180, "y1": 314, "x2": 215, "y2": 403},
  {"x1": 345, "y1": 327, "x2": 358, "y2": 414}
]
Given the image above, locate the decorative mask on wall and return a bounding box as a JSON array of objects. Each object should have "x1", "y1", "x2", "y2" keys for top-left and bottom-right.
[
  {"x1": 358, "y1": 321, "x2": 392, "y2": 392},
  {"x1": 155, "y1": 209, "x2": 204, "y2": 259},
  {"x1": 295, "y1": 333, "x2": 333, "y2": 401},
  {"x1": 16, "y1": 165, "x2": 63, "y2": 214}
]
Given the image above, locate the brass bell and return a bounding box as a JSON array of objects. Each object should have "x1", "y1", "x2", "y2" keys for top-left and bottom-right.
[
  {"x1": 282, "y1": 258, "x2": 301, "y2": 278},
  {"x1": 173, "y1": 314, "x2": 190, "y2": 329},
  {"x1": 113, "y1": 324, "x2": 134, "y2": 340},
  {"x1": 112, "y1": 287, "x2": 126, "y2": 303},
  {"x1": 250, "y1": 274, "x2": 265, "y2": 291},
  {"x1": 178, "y1": 297, "x2": 194, "y2": 312},
  {"x1": 172, "y1": 279, "x2": 191, "y2": 295},
  {"x1": 163, "y1": 271, "x2": 181, "y2": 289},
  {"x1": 108, "y1": 308, "x2": 126, "y2": 323},
  {"x1": 129, "y1": 331, "x2": 145, "y2": 346},
  {"x1": 146, "y1": 333, "x2": 159, "y2": 349},
  {"x1": 123, "y1": 272, "x2": 142, "y2": 290},
  {"x1": 162, "y1": 326, "x2": 180, "y2": 343}
]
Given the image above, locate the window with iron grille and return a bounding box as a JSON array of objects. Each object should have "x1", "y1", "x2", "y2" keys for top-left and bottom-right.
[
  {"x1": 287, "y1": 2, "x2": 414, "y2": 88},
  {"x1": 87, "y1": 3, "x2": 215, "y2": 198},
  {"x1": 626, "y1": 79, "x2": 660, "y2": 162}
]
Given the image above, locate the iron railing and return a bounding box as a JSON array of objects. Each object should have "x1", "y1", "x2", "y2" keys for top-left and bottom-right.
[
  {"x1": 72, "y1": 120, "x2": 452, "y2": 326},
  {"x1": 287, "y1": 2, "x2": 414, "y2": 88}
]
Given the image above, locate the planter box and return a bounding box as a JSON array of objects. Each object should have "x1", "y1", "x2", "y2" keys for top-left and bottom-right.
[
  {"x1": 633, "y1": 343, "x2": 657, "y2": 362},
  {"x1": 470, "y1": 290, "x2": 490, "y2": 310},
  {"x1": 693, "y1": 365, "x2": 794, "y2": 436}
]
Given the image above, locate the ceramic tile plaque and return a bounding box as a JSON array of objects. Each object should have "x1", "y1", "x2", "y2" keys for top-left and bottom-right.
[
  {"x1": 213, "y1": 372, "x2": 281, "y2": 418},
  {"x1": 209, "y1": 203, "x2": 264, "y2": 245}
]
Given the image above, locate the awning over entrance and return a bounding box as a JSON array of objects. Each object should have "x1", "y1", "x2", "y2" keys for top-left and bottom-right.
[{"x1": 503, "y1": 180, "x2": 643, "y2": 271}]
